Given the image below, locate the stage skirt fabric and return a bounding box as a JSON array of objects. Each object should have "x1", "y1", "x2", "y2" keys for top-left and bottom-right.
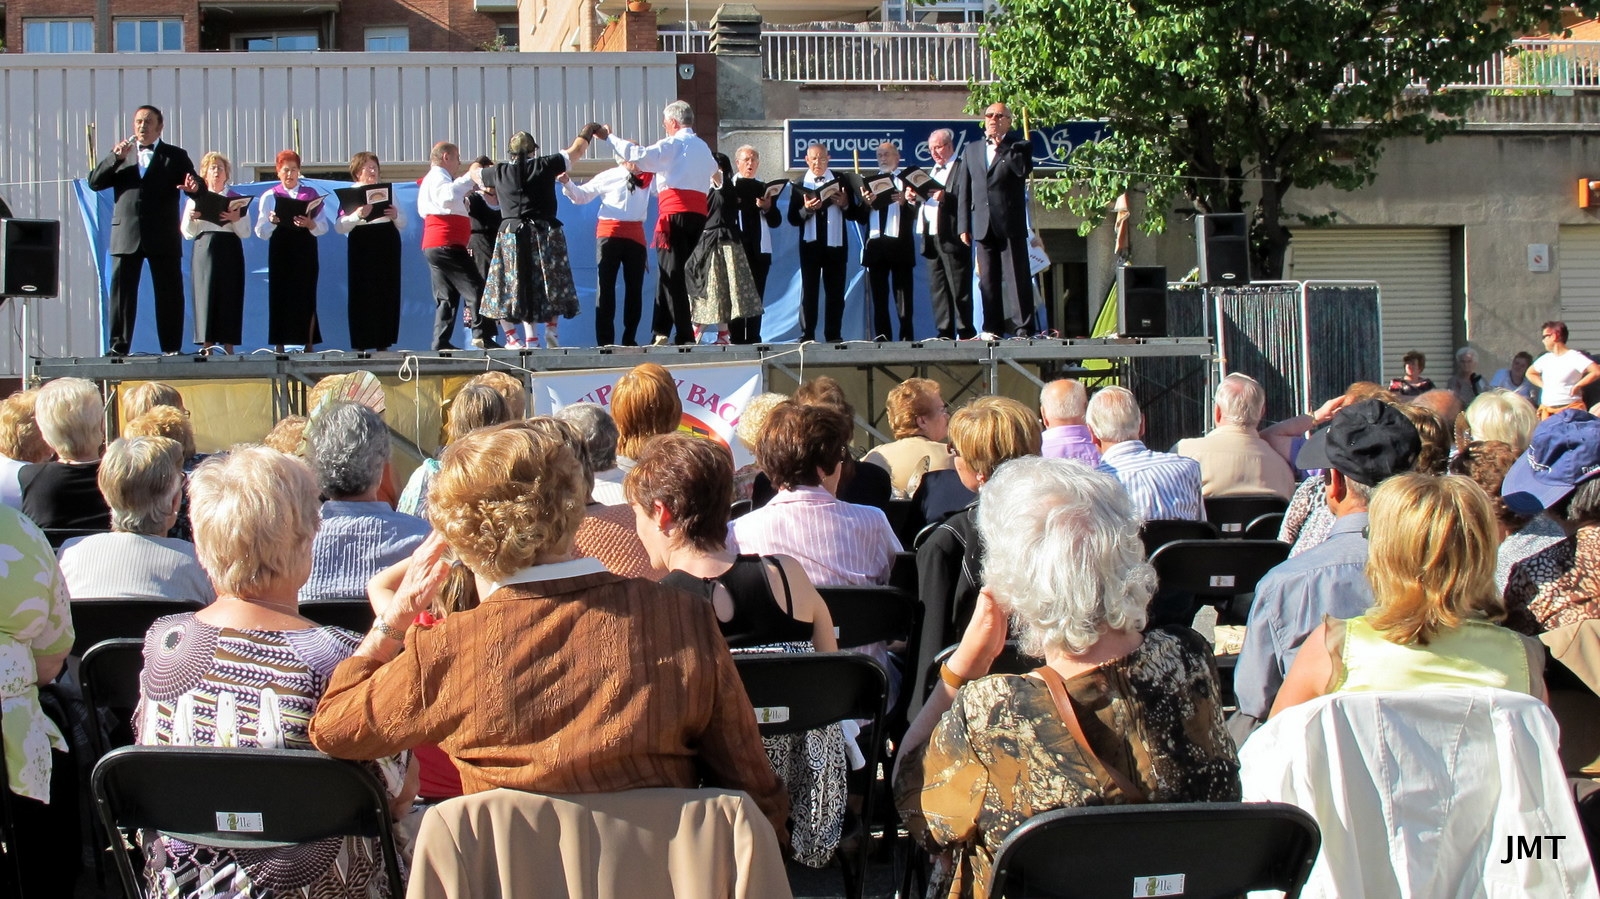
[
  {"x1": 480, "y1": 219, "x2": 579, "y2": 324},
  {"x1": 267, "y1": 225, "x2": 322, "y2": 347},
  {"x1": 192, "y1": 231, "x2": 245, "y2": 346},
  {"x1": 346, "y1": 221, "x2": 401, "y2": 350},
  {"x1": 688, "y1": 234, "x2": 762, "y2": 326}
]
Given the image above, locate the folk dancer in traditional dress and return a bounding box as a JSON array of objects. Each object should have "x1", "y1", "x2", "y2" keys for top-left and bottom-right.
[
  {"x1": 559, "y1": 161, "x2": 654, "y2": 346},
  {"x1": 687, "y1": 153, "x2": 762, "y2": 345},
  {"x1": 419, "y1": 141, "x2": 500, "y2": 350}
]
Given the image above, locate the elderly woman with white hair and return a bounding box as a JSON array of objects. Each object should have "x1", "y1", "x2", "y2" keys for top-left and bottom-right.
[
  {"x1": 1447, "y1": 345, "x2": 1489, "y2": 408},
  {"x1": 301, "y1": 401, "x2": 430, "y2": 602},
  {"x1": 1462, "y1": 388, "x2": 1538, "y2": 455},
  {"x1": 895, "y1": 458, "x2": 1240, "y2": 899},
  {"x1": 554, "y1": 402, "x2": 625, "y2": 505},
  {"x1": 57, "y1": 436, "x2": 213, "y2": 604},
  {"x1": 20, "y1": 376, "x2": 111, "y2": 531}
]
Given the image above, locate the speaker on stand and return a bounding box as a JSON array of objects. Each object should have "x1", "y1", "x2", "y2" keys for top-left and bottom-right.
[
  {"x1": 0, "y1": 219, "x2": 61, "y2": 370},
  {"x1": 1117, "y1": 265, "x2": 1168, "y2": 338},
  {"x1": 1195, "y1": 213, "x2": 1251, "y2": 285}
]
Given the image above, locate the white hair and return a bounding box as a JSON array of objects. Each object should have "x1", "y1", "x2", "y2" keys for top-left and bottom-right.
[
  {"x1": 1465, "y1": 388, "x2": 1537, "y2": 454},
  {"x1": 1455, "y1": 346, "x2": 1477, "y2": 363},
  {"x1": 1215, "y1": 373, "x2": 1266, "y2": 428},
  {"x1": 977, "y1": 457, "x2": 1154, "y2": 656},
  {"x1": 663, "y1": 100, "x2": 694, "y2": 127},
  {"x1": 36, "y1": 377, "x2": 105, "y2": 461},
  {"x1": 1084, "y1": 385, "x2": 1142, "y2": 444},
  {"x1": 1040, "y1": 379, "x2": 1088, "y2": 424}
]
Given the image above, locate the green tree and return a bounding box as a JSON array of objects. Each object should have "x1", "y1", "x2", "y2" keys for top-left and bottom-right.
[{"x1": 977, "y1": 0, "x2": 1594, "y2": 277}]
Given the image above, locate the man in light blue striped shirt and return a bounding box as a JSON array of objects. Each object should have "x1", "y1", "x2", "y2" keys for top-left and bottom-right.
[{"x1": 1087, "y1": 385, "x2": 1204, "y2": 521}]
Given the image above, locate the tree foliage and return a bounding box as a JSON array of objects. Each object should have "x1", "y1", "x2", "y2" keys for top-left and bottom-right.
[{"x1": 975, "y1": 0, "x2": 1595, "y2": 277}]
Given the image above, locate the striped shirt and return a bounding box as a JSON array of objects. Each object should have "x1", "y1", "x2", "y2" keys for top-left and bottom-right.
[
  {"x1": 727, "y1": 485, "x2": 901, "y2": 586},
  {"x1": 1096, "y1": 440, "x2": 1204, "y2": 522}
]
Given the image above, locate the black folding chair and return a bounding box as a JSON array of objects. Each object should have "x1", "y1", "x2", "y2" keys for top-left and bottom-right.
[
  {"x1": 885, "y1": 498, "x2": 922, "y2": 548},
  {"x1": 817, "y1": 584, "x2": 921, "y2": 650},
  {"x1": 889, "y1": 550, "x2": 918, "y2": 597},
  {"x1": 729, "y1": 498, "x2": 754, "y2": 520},
  {"x1": 92, "y1": 745, "x2": 405, "y2": 899},
  {"x1": 298, "y1": 598, "x2": 376, "y2": 633},
  {"x1": 988, "y1": 802, "x2": 1321, "y2": 898},
  {"x1": 1205, "y1": 494, "x2": 1290, "y2": 537},
  {"x1": 734, "y1": 652, "x2": 888, "y2": 899},
  {"x1": 41, "y1": 527, "x2": 110, "y2": 549},
  {"x1": 80, "y1": 638, "x2": 147, "y2": 759},
  {"x1": 1245, "y1": 511, "x2": 1286, "y2": 540},
  {"x1": 69, "y1": 598, "x2": 207, "y2": 656},
  {"x1": 1149, "y1": 539, "x2": 1290, "y2": 625},
  {"x1": 1140, "y1": 518, "x2": 1220, "y2": 559}
]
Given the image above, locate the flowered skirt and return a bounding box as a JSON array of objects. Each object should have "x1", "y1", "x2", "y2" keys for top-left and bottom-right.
[
  {"x1": 480, "y1": 220, "x2": 579, "y2": 324},
  {"x1": 687, "y1": 232, "x2": 763, "y2": 327}
]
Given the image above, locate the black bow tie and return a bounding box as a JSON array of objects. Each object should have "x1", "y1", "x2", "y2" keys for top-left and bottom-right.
[{"x1": 138, "y1": 145, "x2": 154, "y2": 152}]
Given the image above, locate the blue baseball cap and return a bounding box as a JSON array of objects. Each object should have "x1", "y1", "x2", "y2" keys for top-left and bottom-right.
[{"x1": 1502, "y1": 409, "x2": 1600, "y2": 515}]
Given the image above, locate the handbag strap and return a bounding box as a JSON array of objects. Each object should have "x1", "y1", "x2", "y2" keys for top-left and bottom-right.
[{"x1": 1034, "y1": 665, "x2": 1146, "y2": 803}]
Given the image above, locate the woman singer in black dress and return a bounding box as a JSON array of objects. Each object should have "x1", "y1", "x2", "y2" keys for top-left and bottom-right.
[
  {"x1": 335, "y1": 151, "x2": 406, "y2": 351},
  {"x1": 180, "y1": 151, "x2": 249, "y2": 354},
  {"x1": 254, "y1": 149, "x2": 331, "y2": 353}
]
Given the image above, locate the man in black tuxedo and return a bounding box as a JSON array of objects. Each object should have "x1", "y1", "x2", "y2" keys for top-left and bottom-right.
[
  {"x1": 860, "y1": 141, "x2": 918, "y2": 342},
  {"x1": 915, "y1": 128, "x2": 974, "y2": 340},
  {"x1": 730, "y1": 145, "x2": 781, "y2": 344},
  {"x1": 958, "y1": 102, "x2": 1034, "y2": 337},
  {"x1": 87, "y1": 105, "x2": 197, "y2": 355},
  {"x1": 787, "y1": 143, "x2": 863, "y2": 343}
]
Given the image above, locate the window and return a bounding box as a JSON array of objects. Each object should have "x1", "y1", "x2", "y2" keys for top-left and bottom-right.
[
  {"x1": 23, "y1": 19, "x2": 94, "y2": 53},
  {"x1": 232, "y1": 32, "x2": 319, "y2": 51},
  {"x1": 115, "y1": 18, "x2": 184, "y2": 52},
  {"x1": 496, "y1": 25, "x2": 520, "y2": 51},
  {"x1": 364, "y1": 26, "x2": 409, "y2": 52}
]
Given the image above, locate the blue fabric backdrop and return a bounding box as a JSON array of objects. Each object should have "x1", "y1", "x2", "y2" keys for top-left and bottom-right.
[{"x1": 73, "y1": 178, "x2": 957, "y2": 354}]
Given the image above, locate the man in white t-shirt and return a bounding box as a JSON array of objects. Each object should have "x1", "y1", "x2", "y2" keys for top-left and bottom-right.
[{"x1": 1527, "y1": 320, "x2": 1600, "y2": 419}]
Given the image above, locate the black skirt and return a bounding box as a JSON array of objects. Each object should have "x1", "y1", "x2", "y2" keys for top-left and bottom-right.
[
  {"x1": 267, "y1": 225, "x2": 321, "y2": 347},
  {"x1": 346, "y1": 221, "x2": 401, "y2": 350},
  {"x1": 192, "y1": 230, "x2": 244, "y2": 345}
]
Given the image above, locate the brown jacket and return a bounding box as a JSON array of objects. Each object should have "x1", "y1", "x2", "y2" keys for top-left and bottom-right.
[{"x1": 309, "y1": 570, "x2": 789, "y2": 842}]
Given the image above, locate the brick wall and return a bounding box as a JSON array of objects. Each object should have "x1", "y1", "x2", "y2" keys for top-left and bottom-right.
[
  {"x1": 594, "y1": 10, "x2": 656, "y2": 53},
  {"x1": 7, "y1": 0, "x2": 202, "y2": 53},
  {"x1": 336, "y1": 0, "x2": 512, "y2": 52}
]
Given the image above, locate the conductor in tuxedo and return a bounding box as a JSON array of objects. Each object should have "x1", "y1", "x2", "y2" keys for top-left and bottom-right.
[
  {"x1": 958, "y1": 102, "x2": 1034, "y2": 337},
  {"x1": 87, "y1": 105, "x2": 198, "y2": 355},
  {"x1": 916, "y1": 128, "x2": 974, "y2": 340},
  {"x1": 860, "y1": 141, "x2": 918, "y2": 342}
]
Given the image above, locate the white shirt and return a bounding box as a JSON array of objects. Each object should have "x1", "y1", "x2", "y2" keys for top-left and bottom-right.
[
  {"x1": 801, "y1": 169, "x2": 846, "y2": 247},
  {"x1": 733, "y1": 175, "x2": 775, "y2": 254},
  {"x1": 561, "y1": 165, "x2": 652, "y2": 223},
  {"x1": 254, "y1": 189, "x2": 331, "y2": 239},
  {"x1": 868, "y1": 168, "x2": 904, "y2": 241},
  {"x1": 1531, "y1": 348, "x2": 1596, "y2": 407},
  {"x1": 417, "y1": 165, "x2": 476, "y2": 218},
  {"x1": 606, "y1": 127, "x2": 716, "y2": 195},
  {"x1": 920, "y1": 159, "x2": 955, "y2": 236},
  {"x1": 335, "y1": 186, "x2": 410, "y2": 234},
  {"x1": 136, "y1": 138, "x2": 160, "y2": 178}
]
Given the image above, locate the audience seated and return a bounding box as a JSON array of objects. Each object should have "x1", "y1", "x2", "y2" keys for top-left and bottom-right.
[
  {"x1": 536, "y1": 416, "x2": 662, "y2": 580},
  {"x1": 462, "y1": 370, "x2": 527, "y2": 419},
  {"x1": 1448, "y1": 440, "x2": 1562, "y2": 595},
  {"x1": 791, "y1": 376, "x2": 892, "y2": 510},
  {"x1": 1272, "y1": 471, "x2": 1546, "y2": 715},
  {"x1": 1394, "y1": 402, "x2": 1450, "y2": 475},
  {"x1": 120, "y1": 380, "x2": 184, "y2": 424},
  {"x1": 1278, "y1": 381, "x2": 1394, "y2": 552},
  {"x1": 135, "y1": 446, "x2": 412, "y2": 898},
  {"x1": 1088, "y1": 385, "x2": 1203, "y2": 521},
  {"x1": 0, "y1": 388, "x2": 50, "y2": 510},
  {"x1": 20, "y1": 376, "x2": 112, "y2": 531},
  {"x1": 732, "y1": 391, "x2": 787, "y2": 503},
  {"x1": 895, "y1": 458, "x2": 1240, "y2": 899},
  {"x1": 628, "y1": 433, "x2": 847, "y2": 867},
  {"x1": 729, "y1": 400, "x2": 901, "y2": 587},
  {"x1": 1038, "y1": 377, "x2": 1099, "y2": 466},
  {"x1": 554, "y1": 402, "x2": 625, "y2": 506},
  {"x1": 613, "y1": 362, "x2": 683, "y2": 473},
  {"x1": 301, "y1": 401, "x2": 430, "y2": 602},
  {"x1": 917, "y1": 396, "x2": 1040, "y2": 640},
  {"x1": 1231, "y1": 399, "x2": 1420, "y2": 737},
  {"x1": 307, "y1": 421, "x2": 789, "y2": 842},
  {"x1": 262, "y1": 413, "x2": 309, "y2": 456},
  {"x1": 1503, "y1": 410, "x2": 1600, "y2": 634},
  {"x1": 398, "y1": 384, "x2": 511, "y2": 519},
  {"x1": 58, "y1": 436, "x2": 213, "y2": 604},
  {"x1": 1463, "y1": 388, "x2": 1537, "y2": 455},
  {"x1": 862, "y1": 377, "x2": 954, "y2": 498},
  {"x1": 125, "y1": 404, "x2": 205, "y2": 473},
  {"x1": 1173, "y1": 373, "x2": 1294, "y2": 499}
]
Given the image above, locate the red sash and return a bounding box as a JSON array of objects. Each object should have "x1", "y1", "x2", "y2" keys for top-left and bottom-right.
[
  {"x1": 422, "y1": 214, "x2": 471, "y2": 249},
  {"x1": 653, "y1": 188, "x2": 709, "y2": 249}
]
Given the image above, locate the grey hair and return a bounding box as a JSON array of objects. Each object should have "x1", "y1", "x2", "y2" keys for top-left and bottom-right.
[
  {"x1": 1565, "y1": 477, "x2": 1600, "y2": 524},
  {"x1": 977, "y1": 457, "x2": 1155, "y2": 656},
  {"x1": 931, "y1": 128, "x2": 956, "y2": 145},
  {"x1": 1040, "y1": 378, "x2": 1088, "y2": 423},
  {"x1": 553, "y1": 402, "x2": 619, "y2": 473},
  {"x1": 735, "y1": 144, "x2": 759, "y2": 161},
  {"x1": 664, "y1": 100, "x2": 694, "y2": 127},
  {"x1": 1215, "y1": 373, "x2": 1266, "y2": 428},
  {"x1": 36, "y1": 377, "x2": 105, "y2": 461},
  {"x1": 1455, "y1": 346, "x2": 1477, "y2": 363},
  {"x1": 735, "y1": 392, "x2": 789, "y2": 451},
  {"x1": 1464, "y1": 389, "x2": 1536, "y2": 455},
  {"x1": 1084, "y1": 385, "x2": 1142, "y2": 444},
  {"x1": 306, "y1": 401, "x2": 390, "y2": 499},
  {"x1": 100, "y1": 436, "x2": 183, "y2": 535}
]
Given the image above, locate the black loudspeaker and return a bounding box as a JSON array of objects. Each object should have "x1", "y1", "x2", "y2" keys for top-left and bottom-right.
[
  {"x1": 1196, "y1": 213, "x2": 1251, "y2": 285},
  {"x1": 1117, "y1": 265, "x2": 1168, "y2": 338},
  {"x1": 0, "y1": 219, "x2": 59, "y2": 297}
]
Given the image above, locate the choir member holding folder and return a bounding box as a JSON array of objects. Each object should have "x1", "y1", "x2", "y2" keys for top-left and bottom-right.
[
  {"x1": 255, "y1": 149, "x2": 330, "y2": 353},
  {"x1": 180, "y1": 151, "x2": 251, "y2": 355},
  {"x1": 334, "y1": 152, "x2": 406, "y2": 351}
]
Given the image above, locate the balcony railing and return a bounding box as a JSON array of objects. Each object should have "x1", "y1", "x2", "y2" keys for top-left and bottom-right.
[{"x1": 1447, "y1": 39, "x2": 1600, "y2": 90}]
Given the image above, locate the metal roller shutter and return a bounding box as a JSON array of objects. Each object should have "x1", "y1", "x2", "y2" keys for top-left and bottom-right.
[
  {"x1": 1559, "y1": 225, "x2": 1600, "y2": 352},
  {"x1": 1286, "y1": 228, "x2": 1456, "y2": 384}
]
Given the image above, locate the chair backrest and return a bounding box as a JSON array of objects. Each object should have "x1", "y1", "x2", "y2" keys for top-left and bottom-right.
[
  {"x1": 79, "y1": 638, "x2": 146, "y2": 758},
  {"x1": 1149, "y1": 539, "x2": 1290, "y2": 599},
  {"x1": 924, "y1": 641, "x2": 1043, "y2": 699},
  {"x1": 70, "y1": 598, "x2": 207, "y2": 656},
  {"x1": 1205, "y1": 494, "x2": 1290, "y2": 537},
  {"x1": 1140, "y1": 518, "x2": 1219, "y2": 559},
  {"x1": 43, "y1": 526, "x2": 110, "y2": 548},
  {"x1": 297, "y1": 598, "x2": 376, "y2": 633},
  {"x1": 92, "y1": 745, "x2": 404, "y2": 898},
  {"x1": 988, "y1": 802, "x2": 1321, "y2": 899},
  {"x1": 817, "y1": 584, "x2": 920, "y2": 649},
  {"x1": 911, "y1": 519, "x2": 942, "y2": 551},
  {"x1": 889, "y1": 550, "x2": 918, "y2": 596},
  {"x1": 729, "y1": 498, "x2": 754, "y2": 520},
  {"x1": 1244, "y1": 512, "x2": 1285, "y2": 541}
]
